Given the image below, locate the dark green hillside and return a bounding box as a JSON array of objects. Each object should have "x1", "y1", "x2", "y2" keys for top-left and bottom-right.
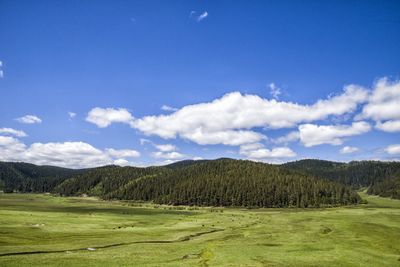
[
  {"x1": 104, "y1": 159, "x2": 360, "y2": 207},
  {"x1": 165, "y1": 159, "x2": 208, "y2": 169},
  {"x1": 3, "y1": 158, "x2": 400, "y2": 206},
  {"x1": 54, "y1": 165, "x2": 170, "y2": 197},
  {"x1": 368, "y1": 176, "x2": 400, "y2": 199},
  {"x1": 0, "y1": 162, "x2": 85, "y2": 193},
  {"x1": 283, "y1": 159, "x2": 400, "y2": 189}
]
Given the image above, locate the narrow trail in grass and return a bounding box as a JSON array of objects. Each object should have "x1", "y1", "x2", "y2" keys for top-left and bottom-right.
[{"x1": 0, "y1": 228, "x2": 225, "y2": 257}]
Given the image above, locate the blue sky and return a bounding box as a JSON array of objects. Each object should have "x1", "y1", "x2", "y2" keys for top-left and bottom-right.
[{"x1": 0, "y1": 0, "x2": 399, "y2": 168}]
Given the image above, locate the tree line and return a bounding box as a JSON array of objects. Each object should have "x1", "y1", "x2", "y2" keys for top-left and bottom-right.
[{"x1": 1, "y1": 158, "x2": 399, "y2": 206}]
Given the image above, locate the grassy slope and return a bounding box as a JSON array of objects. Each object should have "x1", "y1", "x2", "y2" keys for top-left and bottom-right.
[{"x1": 0, "y1": 193, "x2": 399, "y2": 266}]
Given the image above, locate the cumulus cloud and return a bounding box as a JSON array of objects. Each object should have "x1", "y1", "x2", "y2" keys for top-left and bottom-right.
[
  {"x1": 155, "y1": 144, "x2": 177, "y2": 152},
  {"x1": 357, "y1": 78, "x2": 400, "y2": 133},
  {"x1": 0, "y1": 128, "x2": 27, "y2": 137},
  {"x1": 0, "y1": 136, "x2": 27, "y2": 162},
  {"x1": 113, "y1": 158, "x2": 134, "y2": 166},
  {"x1": 358, "y1": 78, "x2": 400, "y2": 121},
  {"x1": 375, "y1": 120, "x2": 400, "y2": 133},
  {"x1": 197, "y1": 11, "x2": 208, "y2": 21},
  {"x1": 149, "y1": 141, "x2": 197, "y2": 161},
  {"x1": 86, "y1": 80, "x2": 377, "y2": 148},
  {"x1": 86, "y1": 107, "x2": 134, "y2": 128},
  {"x1": 240, "y1": 145, "x2": 296, "y2": 160},
  {"x1": 129, "y1": 87, "x2": 367, "y2": 146},
  {"x1": 16, "y1": 115, "x2": 42, "y2": 124},
  {"x1": 272, "y1": 131, "x2": 300, "y2": 144},
  {"x1": 0, "y1": 137, "x2": 141, "y2": 168},
  {"x1": 105, "y1": 148, "x2": 140, "y2": 158},
  {"x1": 269, "y1": 83, "x2": 281, "y2": 99},
  {"x1": 385, "y1": 144, "x2": 400, "y2": 155},
  {"x1": 340, "y1": 146, "x2": 359, "y2": 154},
  {"x1": 152, "y1": 151, "x2": 185, "y2": 160},
  {"x1": 239, "y1": 143, "x2": 264, "y2": 151},
  {"x1": 299, "y1": 122, "x2": 371, "y2": 147},
  {"x1": 161, "y1": 105, "x2": 178, "y2": 112},
  {"x1": 180, "y1": 129, "x2": 265, "y2": 146}
]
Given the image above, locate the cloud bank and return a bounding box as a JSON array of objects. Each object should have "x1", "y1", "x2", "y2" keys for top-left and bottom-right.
[{"x1": 0, "y1": 136, "x2": 140, "y2": 168}]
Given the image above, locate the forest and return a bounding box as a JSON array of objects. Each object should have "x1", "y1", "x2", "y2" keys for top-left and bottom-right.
[{"x1": 1, "y1": 158, "x2": 399, "y2": 207}]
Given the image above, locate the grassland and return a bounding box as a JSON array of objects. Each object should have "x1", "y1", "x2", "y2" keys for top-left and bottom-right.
[{"x1": 0, "y1": 192, "x2": 399, "y2": 266}]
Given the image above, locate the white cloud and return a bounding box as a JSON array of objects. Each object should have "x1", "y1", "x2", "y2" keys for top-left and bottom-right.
[
  {"x1": 385, "y1": 144, "x2": 400, "y2": 155},
  {"x1": 180, "y1": 129, "x2": 265, "y2": 146},
  {"x1": 155, "y1": 144, "x2": 177, "y2": 152},
  {"x1": 16, "y1": 115, "x2": 42, "y2": 124},
  {"x1": 0, "y1": 136, "x2": 27, "y2": 162},
  {"x1": 152, "y1": 151, "x2": 185, "y2": 160},
  {"x1": 113, "y1": 158, "x2": 136, "y2": 166},
  {"x1": 239, "y1": 142, "x2": 264, "y2": 151},
  {"x1": 189, "y1": 11, "x2": 196, "y2": 18},
  {"x1": 0, "y1": 137, "x2": 141, "y2": 168},
  {"x1": 0, "y1": 128, "x2": 27, "y2": 137},
  {"x1": 240, "y1": 145, "x2": 296, "y2": 159},
  {"x1": 129, "y1": 87, "x2": 367, "y2": 146},
  {"x1": 197, "y1": 11, "x2": 208, "y2": 21},
  {"x1": 356, "y1": 78, "x2": 400, "y2": 134},
  {"x1": 161, "y1": 105, "x2": 178, "y2": 112},
  {"x1": 86, "y1": 107, "x2": 134, "y2": 128},
  {"x1": 151, "y1": 142, "x2": 190, "y2": 160},
  {"x1": 0, "y1": 70, "x2": 3, "y2": 78},
  {"x1": 272, "y1": 131, "x2": 300, "y2": 144},
  {"x1": 68, "y1": 112, "x2": 77, "y2": 119},
  {"x1": 299, "y1": 121, "x2": 371, "y2": 147},
  {"x1": 269, "y1": 83, "x2": 281, "y2": 99},
  {"x1": 375, "y1": 120, "x2": 400, "y2": 133},
  {"x1": 340, "y1": 146, "x2": 359, "y2": 154},
  {"x1": 86, "y1": 81, "x2": 373, "y2": 148},
  {"x1": 239, "y1": 142, "x2": 296, "y2": 160},
  {"x1": 358, "y1": 78, "x2": 400, "y2": 122},
  {"x1": 23, "y1": 142, "x2": 110, "y2": 168},
  {"x1": 106, "y1": 148, "x2": 140, "y2": 158}
]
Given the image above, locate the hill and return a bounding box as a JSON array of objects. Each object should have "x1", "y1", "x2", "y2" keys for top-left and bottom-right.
[
  {"x1": 283, "y1": 159, "x2": 400, "y2": 187},
  {"x1": 54, "y1": 159, "x2": 360, "y2": 207},
  {"x1": 0, "y1": 162, "x2": 86, "y2": 193},
  {"x1": 2, "y1": 158, "x2": 400, "y2": 205}
]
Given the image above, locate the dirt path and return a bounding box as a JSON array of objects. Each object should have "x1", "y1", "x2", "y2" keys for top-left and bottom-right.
[{"x1": 0, "y1": 228, "x2": 224, "y2": 257}]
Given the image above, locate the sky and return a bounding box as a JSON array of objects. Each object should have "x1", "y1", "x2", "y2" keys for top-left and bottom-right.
[{"x1": 0, "y1": 0, "x2": 400, "y2": 168}]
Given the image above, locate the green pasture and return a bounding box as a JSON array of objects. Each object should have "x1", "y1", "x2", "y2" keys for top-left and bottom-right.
[{"x1": 0, "y1": 192, "x2": 399, "y2": 266}]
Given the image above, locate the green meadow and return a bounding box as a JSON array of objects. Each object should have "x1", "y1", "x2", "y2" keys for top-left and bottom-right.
[{"x1": 0, "y1": 192, "x2": 399, "y2": 267}]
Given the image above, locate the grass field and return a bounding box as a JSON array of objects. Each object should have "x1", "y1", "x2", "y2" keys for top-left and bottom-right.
[{"x1": 0, "y1": 192, "x2": 399, "y2": 266}]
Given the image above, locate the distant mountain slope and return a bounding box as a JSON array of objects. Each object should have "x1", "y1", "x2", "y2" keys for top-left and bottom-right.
[
  {"x1": 53, "y1": 158, "x2": 360, "y2": 208},
  {"x1": 120, "y1": 159, "x2": 360, "y2": 207},
  {"x1": 283, "y1": 159, "x2": 400, "y2": 189},
  {"x1": 0, "y1": 162, "x2": 86, "y2": 193},
  {"x1": 164, "y1": 159, "x2": 209, "y2": 169},
  {"x1": 2, "y1": 158, "x2": 400, "y2": 205},
  {"x1": 54, "y1": 165, "x2": 170, "y2": 197}
]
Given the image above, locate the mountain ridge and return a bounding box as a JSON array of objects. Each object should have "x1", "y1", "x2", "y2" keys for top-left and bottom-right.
[{"x1": 1, "y1": 159, "x2": 399, "y2": 205}]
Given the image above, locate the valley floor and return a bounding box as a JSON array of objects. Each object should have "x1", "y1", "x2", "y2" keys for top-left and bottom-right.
[{"x1": 0, "y1": 193, "x2": 399, "y2": 266}]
